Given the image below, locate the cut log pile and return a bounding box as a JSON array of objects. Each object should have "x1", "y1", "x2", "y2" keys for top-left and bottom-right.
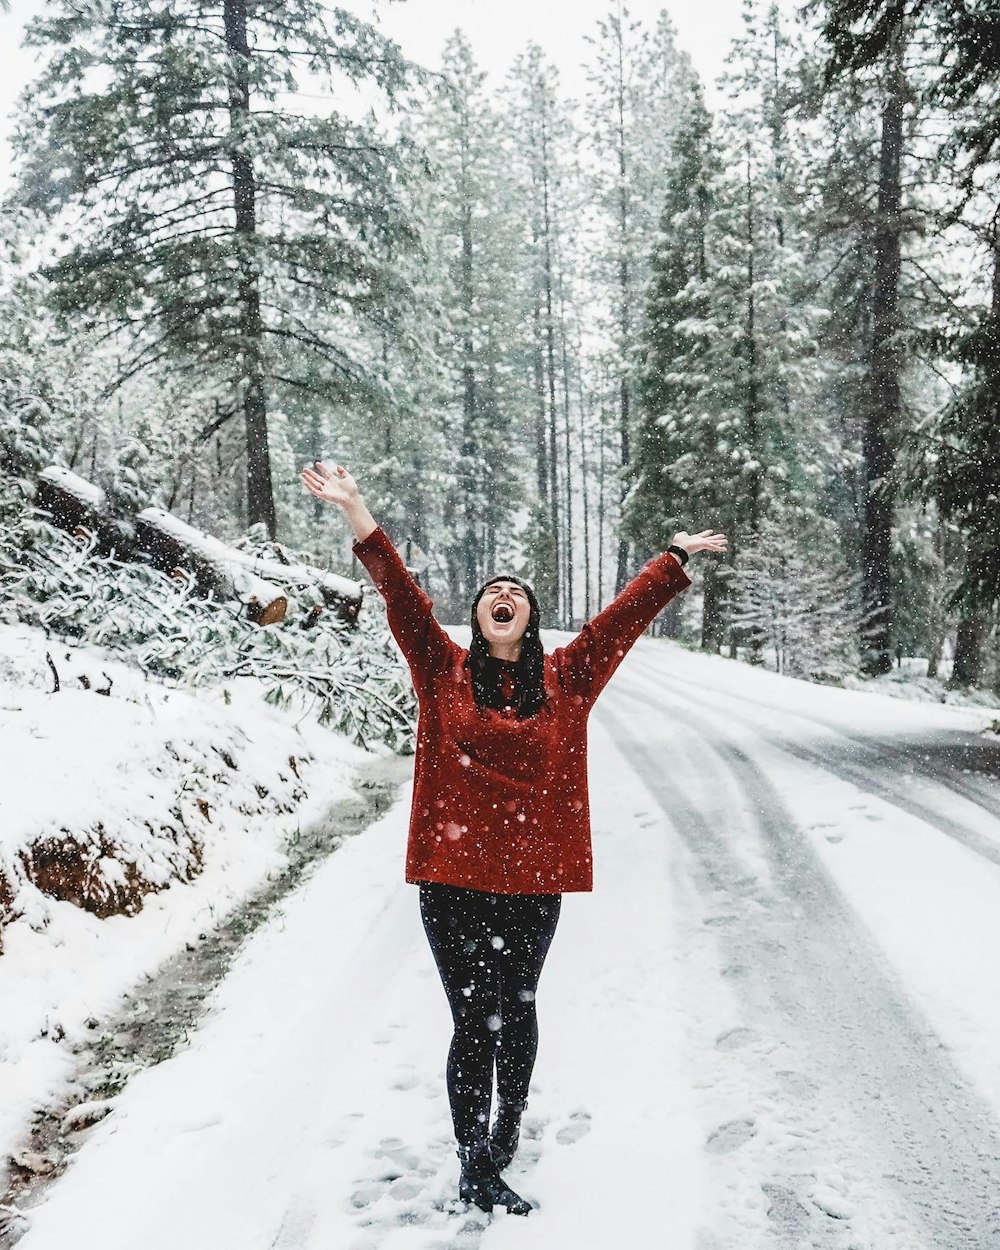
[{"x1": 32, "y1": 465, "x2": 362, "y2": 626}]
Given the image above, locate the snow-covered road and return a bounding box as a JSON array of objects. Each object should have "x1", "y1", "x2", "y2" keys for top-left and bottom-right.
[{"x1": 10, "y1": 637, "x2": 1000, "y2": 1250}]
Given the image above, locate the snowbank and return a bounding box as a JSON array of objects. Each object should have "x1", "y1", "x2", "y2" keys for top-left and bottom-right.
[{"x1": 0, "y1": 623, "x2": 374, "y2": 1172}]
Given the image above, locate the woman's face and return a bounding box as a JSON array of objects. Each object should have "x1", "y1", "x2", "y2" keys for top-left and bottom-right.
[{"x1": 476, "y1": 580, "x2": 532, "y2": 651}]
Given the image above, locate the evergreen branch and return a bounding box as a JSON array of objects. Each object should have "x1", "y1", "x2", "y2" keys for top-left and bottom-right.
[
  {"x1": 908, "y1": 353, "x2": 961, "y2": 395},
  {"x1": 83, "y1": 148, "x2": 228, "y2": 188},
  {"x1": 97, "y1": 346, "x2": 179, "y2": 399},
  {"x1": 900, "y1": 256, "x2": 975, "y2": 324},
  {"x1": 100, "y1": 307, "x2": 226, "y2": 391},
  {"x1": 269, "y1": 373, "x2": 342, "y2": 399},
  {"x1": 195, "y1": 403, "x2": 241, "y2": 442},
  {"x1": 261, "y1": 326, "x2": 365, "y2": 379}
]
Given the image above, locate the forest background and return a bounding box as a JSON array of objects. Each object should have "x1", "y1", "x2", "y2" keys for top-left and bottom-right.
[{"x1": 1, "y1": 0, "x2": 999, "y2": 696}]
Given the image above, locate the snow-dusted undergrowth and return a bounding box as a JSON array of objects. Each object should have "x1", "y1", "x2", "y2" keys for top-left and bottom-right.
[{"x1": 0, "y1": 511, "x2": 416, "y2": 755}]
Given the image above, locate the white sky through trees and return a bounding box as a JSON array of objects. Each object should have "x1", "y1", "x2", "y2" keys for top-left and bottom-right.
[{"x1": 0, "y1": 0, "x2": 803, "y2": 197}]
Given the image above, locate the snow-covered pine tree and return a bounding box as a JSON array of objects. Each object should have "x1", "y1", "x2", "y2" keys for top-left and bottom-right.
[
  {"x1": 644, "y1": 2, "x2": 825, "y2": 656},
  {"x1": 626, "y1": 79, "x2": 719, "y2": 636},
  {"x1": 896, "y1": 1, "x2": 1000, "y2": 690},
  {"x1": 584, "y1": 3, "x2": 694, "y2": 595},
  {"x1": 726, "y1": 515, "x2": 861, "y2": 681},
  {"x1": 417, "y1": 32, "x2": 530, "y2": 617},
  {"x1": 502, "y1": 44, "x2": 587, "y2": 625},
  {"x1": 812, "y1": 0, "x2": 918, "y2": 675},
  {"x1": 12, "y1": 0, "x2": 420, "y2": 539}
]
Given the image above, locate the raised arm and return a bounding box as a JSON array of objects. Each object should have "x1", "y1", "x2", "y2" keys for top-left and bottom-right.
[
  {"x1": 301, "y1": 463, "x2": 455, "y2": 690},
  {"x1": 556, "y1": 528, "x2": 726, "y2": 706}
]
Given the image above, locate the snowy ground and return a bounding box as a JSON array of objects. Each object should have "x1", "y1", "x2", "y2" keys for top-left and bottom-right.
[
  {"x1": 0, "y1": 625, "x2": 374, "y2": 1189},
  {"x1": 6, "y1": 630, "x2": 1000, "y2": 1249}
]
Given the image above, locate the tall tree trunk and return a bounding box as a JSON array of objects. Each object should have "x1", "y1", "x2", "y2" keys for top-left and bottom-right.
[
  {"x1": 575, "y1": 338, "x2": 593, "y2": 621},
  {"x1": 744, "y1": 143, "x2": 765, "y2": 666},
  {"x1": 224, "y1": 0, "x2": 276, "y2": 538},
  {"x1": 949, "y1": 213, "x2": 1000, "y2": 687},
  {"x1": 951, "y1": 616, "x2": 987, "y2": 687},
  {"x1": 597, "y1": 379, "x2": 608, "y2": 607},
  {"x1": 540, "y1": 103, "x2": 562, "y2": 624},
  {"x1": 560, "y1": 297, "x2": 575, "y2": 627},
  {"x1": 459, "y1": 113, "x2": 479, "y2": 596},
  {"x1": 533, "y1": 283, "x2": 548, "y2": 507},
  {"x1": 861, "y1": 20, "x2": 904, "y2": 676},
  {"x1": 614, "y1": 23, "x2": 632, "y2": 595},
  {"x1": 702, "y1": 562, "x2": 724, "y2": 653}
]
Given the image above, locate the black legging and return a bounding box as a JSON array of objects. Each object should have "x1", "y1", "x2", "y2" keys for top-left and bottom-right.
[{"x1": 419, "y1": 881, "x2": 562, "y2": 1145}]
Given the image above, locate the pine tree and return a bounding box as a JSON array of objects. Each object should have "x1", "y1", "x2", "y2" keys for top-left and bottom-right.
[
  {"x1": 727, "y1": 515, "x2": 861, "y2": 680},
  {"x1": 901, "y1": 1, "x2": 1000, "y2": 687},
  {"x1": 814, "y1": 1, "x2": 914, "y2": 674},
  {"x1": 585, "y1": 3, "x2": 693, "y2": 594},
  {"x1": 12, "y1": 0, "x2": 418, "y2": 538},
  {"x1": 503, "y1": 44, "x2": 586, "y2": 624},
  {"x1": 417, "y1": 32, "x2": 530, "y2": 616},
  {"x1": 631, "y1": 3, "x2": 826, "y2": 654},
  {"x1": 628, "y1": 79, "x2": 716, "y2": 560}
]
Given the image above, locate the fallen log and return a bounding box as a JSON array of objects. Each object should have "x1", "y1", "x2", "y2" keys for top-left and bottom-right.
[
  {"x1": 232, "y1": 536, "x2": 364, "y2": 620},
  {"x1": 31, "y1": 467, "x2": 364, "y2": 626},
  {"x1": 136, "y1": 509, "x2": 290, "y2": 626},
  {"x1": 35, "y1": 466, "x2": 131, "y2": 553}
]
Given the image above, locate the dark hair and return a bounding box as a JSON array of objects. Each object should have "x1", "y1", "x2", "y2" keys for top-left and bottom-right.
[{"x1": 468, "y1": 574, "x2": 547, "y2": 719}]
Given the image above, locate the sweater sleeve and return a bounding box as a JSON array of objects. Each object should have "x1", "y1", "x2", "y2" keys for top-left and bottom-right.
[
  {"x1": 352, "y1": 526, "x2": 456, "y2": 693},
  {"x1": 555, "y1": 551, "x2": 692, "y2": 705}
]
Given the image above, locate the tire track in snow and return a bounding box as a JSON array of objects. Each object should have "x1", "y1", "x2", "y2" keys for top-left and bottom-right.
[
  {"x1": 597, "y1": 677, "x2": 1000, "y2": 1250},
  {"x1": 625, "y1": 652, "x2": 1000, "y2": 866}
]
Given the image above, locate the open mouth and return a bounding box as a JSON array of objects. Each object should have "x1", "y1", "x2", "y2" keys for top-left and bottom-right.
[{"x1": 491, "y1": 603, "x2": 514, "y2": 623}]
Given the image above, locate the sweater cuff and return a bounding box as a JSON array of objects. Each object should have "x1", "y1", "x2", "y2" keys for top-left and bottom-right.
[
  {"x1": 352, "y1": 525, "x2": 389, "y2": 557},
  {"x1": 655, "y1": 550, "x2": 693, "y2": 589}
]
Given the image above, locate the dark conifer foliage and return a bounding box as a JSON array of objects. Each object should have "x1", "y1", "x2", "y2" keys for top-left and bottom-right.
[
  {"x1": 12, "y1": 0, "x2": 419, "y2": 537},
  {"x1": 628, "y1": 83, "x2": 717, "y2": 561}
]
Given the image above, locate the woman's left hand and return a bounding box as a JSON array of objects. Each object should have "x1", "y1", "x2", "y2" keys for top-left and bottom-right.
[{"x1": 671, "y1": 529, "x2": 728, "y2": 556}]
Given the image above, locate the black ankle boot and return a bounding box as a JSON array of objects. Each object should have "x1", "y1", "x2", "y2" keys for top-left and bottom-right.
[
  {"x1": 489, "y1": 1098, "x2": 526, "y2": 1171},
  {"x1": 457, "y1": 1140, "x2": 532, "y2": 1215}
]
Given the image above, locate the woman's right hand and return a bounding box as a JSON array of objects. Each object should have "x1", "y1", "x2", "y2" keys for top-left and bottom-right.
[{"x1": 301, "y1": 462, "x2": 361, "y2": 510}]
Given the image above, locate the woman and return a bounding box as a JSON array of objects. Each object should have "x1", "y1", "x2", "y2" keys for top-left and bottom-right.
[{"x1": 301, "y1": 461, "x2": 726, "y2": 1216}]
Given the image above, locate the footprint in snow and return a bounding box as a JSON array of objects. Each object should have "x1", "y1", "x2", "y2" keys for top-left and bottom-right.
[
  {"x1": 367, "y1": 1136, "x2": 426, "y2": 1175},
  {"x1": 714, "y1": 1025, "x2": 758, "y2": 1051},
  {"x1": 705, "y1": 1116, "x2": 757, "y2": 1155},
  {"x1": 774, "y1": 1069, "x2": 818, "y2": 1099},
  {"x1": 350, "y1": 1181, "x2": 384, "y2": 1210},
  {"x1": 761, "y1": 1181, "x2": 812, "y2": 1232},
  {"x1": 390, "y1": 1070, "x2": 420, "y2": 1091},
  {"x1": 555, "y1": 1110, "x2": 592, "y2": 1146}
]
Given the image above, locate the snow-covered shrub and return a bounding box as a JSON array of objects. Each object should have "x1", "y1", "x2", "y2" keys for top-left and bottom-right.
[
  {"x1": 0, "y1": 511, "x2": 417, "y2": 753},
  {"x1": 725, "y1": 517, "x2": 862, "y2": 682}
]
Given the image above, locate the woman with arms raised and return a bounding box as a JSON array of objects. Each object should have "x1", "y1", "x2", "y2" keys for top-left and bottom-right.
[{"x1": 301, "y1": 461, "x2": 726, "y2": 1216}]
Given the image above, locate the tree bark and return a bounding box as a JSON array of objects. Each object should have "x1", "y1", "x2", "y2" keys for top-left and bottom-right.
[
  {"x1": 950, "y1": 615, "x2": 987, "y2": 687},
  {"x1": 540, "y1": 100, "x2": 562, "y2": 625},
  {"x1": 224, "y1": 0, "x2": 276, "y2": 539},
  {"x1": 861, "y1": 20, "x2": 904, "y2": 676},
  {"x1": 457, "y1": 96, "x2": 479, "y2": 597},
  {"x1": 614, "y1": 20, "x2": 632, "y2": 595}
]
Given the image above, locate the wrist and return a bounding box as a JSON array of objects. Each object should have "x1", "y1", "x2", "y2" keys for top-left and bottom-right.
[
  {"x1": 345, "y1": 499, "x2": 377, "y2": 544},
  {"x1": 666, "y1": 544, "x2": 689, "y2": 567}
]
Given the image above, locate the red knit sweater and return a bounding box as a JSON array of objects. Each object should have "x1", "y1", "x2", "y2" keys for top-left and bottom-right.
[{"x1": 353, "y1": 527, "x2": 691, "y2": 894}]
